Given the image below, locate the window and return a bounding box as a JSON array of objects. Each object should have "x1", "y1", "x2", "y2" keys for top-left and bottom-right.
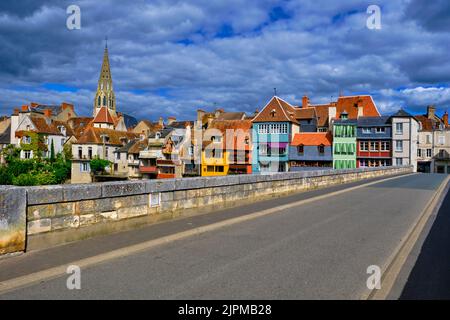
[
  {"x1": 426, "y1": 135, "x2": 431, "y2": 144},
  {"x1": 438, "y1": 135, "x2": 445, "y2": 145},
  {"x1": 362, "y1": 128, "x2": 371, "y2": 134},
  {"x1": 359, "y1": 159, "x2": 368, "y2": 167},
  {"x1": 116, "y1": 151, "x2": 120, "y2": 160},
  {"x1": 396, "y1": 123, "x2": 403, "y2": 134},
  {"x1": 318, "y1": 145, "x2": 325, "y2": 154},
  {"x1": 417, "y1": 149, "x2": 422, "y2": 157},
  {"x1": 380, "y1": 141, "x2": 390, "y2": 151},
  {"x1": 297, "y1": 145, "x2": 304, "y2": 154},
  {"x1": 427, "y1": 149, "x2": 432, "y2": 157},
  {"x1": 395, "y1": 140, "x2": 403, "y2": 152},
  {"x1": 360, "y1": 141, "x2": 369, "y2": 151},
  {"x1": 207, "y1": 166, "x2": 214, "y2": 172},
  {"x1": 215, "y1": 166, "x2": 224, "y2": 173},
  {"x1": 22, "y1": 136, "x2": 31, "y2": 144},
  {"x1": 396, "y1": 158, "x2": 403, "y2": 166},
  {"x1": 78, "y1": 147, "x2": 82, "y2": 159},
  {"x1": 370, "y1": 141, "x2": 378, "y2": 151},
  {"x1": 103, "y1": 96, "x2": 106, "y2": 106},
  {"x1": 23, "y1": 150, "x2": 31, "y2": 159},
  {"x1": 81, "y1": 162, "x2": 90, "y2": 172},
  {"x1": 98, "y1": 96, "x2": 101, "y2": 106},
  {"x1": 376, "y1": 127, "x2": 385, "y2": 133},
  {"x1": 88, "y1": 147, "x2": 93, "y2": 159}
]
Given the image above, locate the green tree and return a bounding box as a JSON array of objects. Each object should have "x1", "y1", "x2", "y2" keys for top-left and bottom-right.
[{"x1": 90, "y1": 157, "x2": 111, "y2": 174}]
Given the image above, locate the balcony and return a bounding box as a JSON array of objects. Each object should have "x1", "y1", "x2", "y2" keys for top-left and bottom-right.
[
  {"x1": 139, "y1": 150, "x2": 160, "y2": 159},
  {"x1": 139, "y1": 165, "x2": 157, "y2": 173}
]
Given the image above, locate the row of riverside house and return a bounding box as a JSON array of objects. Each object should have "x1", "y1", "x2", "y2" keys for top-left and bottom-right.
[{"x1": 2, "y1": 45, "x2": 450, "y2": 184}]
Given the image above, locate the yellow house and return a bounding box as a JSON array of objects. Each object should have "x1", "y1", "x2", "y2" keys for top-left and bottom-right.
[{"x1": 201, "y1": 141, "x2": 229, "y2": 176}]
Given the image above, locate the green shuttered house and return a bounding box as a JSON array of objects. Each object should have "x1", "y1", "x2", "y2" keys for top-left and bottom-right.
[{"x1": 333, "y1": 115, "x2": 357, "y2": 169}]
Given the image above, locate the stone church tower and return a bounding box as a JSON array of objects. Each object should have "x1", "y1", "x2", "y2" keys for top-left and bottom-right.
[{"x1": 94, "y1": 43, "x2": 116, "y2": 117}]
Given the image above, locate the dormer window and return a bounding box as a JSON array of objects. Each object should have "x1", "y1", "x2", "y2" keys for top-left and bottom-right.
[
  {"x1": 155, "y1": 132, "x2": 161, "y2": 139},
  {"x1": 101, "y1": 135, "x2": 110, "y2": 143},
  {"x1": 120, "y1": 137, "x2": 128, "y2": 145},
  {"x1": 26, "y1": 125, "x2": 30, "y2": 131}
]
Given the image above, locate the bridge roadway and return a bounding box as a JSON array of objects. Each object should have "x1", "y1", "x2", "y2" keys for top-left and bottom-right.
[{"x1": 0, "y1": 173, "x2": 448, "y2": 299}]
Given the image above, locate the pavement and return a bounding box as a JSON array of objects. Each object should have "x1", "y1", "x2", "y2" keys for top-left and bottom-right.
[{"x1": 0, "y1": 173, "x2": 448, "y2": 299}]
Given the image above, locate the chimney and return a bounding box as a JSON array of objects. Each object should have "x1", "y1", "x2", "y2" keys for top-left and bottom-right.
[
  {"x1": 167, "y1": 117, "x2": 176, "y2": 125},
  {"x1": 215, "y1": 108, "x2": 224, "y2": 118},
  {"x1": 427, "y1": 105, "x2": 436, "y2": 120},
  {"x1": 329, "y1": 106, "x2": 336, "y2": 120},
  {"x1": 13, "y1": 108, "x2": 19, "y2": 115},
  {"x1": 443, "y1": 111, "x2": 449, "y2": 127},
  {"x1": 43, "y1": 109, "x2": 52, "y2": 118},
  {"x1": 207, "y1": 114, "x2": 214, "y2": 127},
  {"x1": 61, "y1": 102, "x2": 74, "y2": 112},
  {"x1": 21, "y1": 105, "x2": 28, "y2": 112},
  {"x1": 197, "y1": 109, "x2": 205, "y2": 124},
  {"x1": 357, "y1": 106, "x2": 363, "y2": 117},
  {"x1": 158, "y1": 116, "x2": 164, "y2": 126},
  {"x1": 302, "y1": 96, "x2": 309, "y2": 108}
]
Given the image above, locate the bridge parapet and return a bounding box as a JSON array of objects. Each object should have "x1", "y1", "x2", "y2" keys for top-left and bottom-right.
[{"x1": 0, "y1": 166, "x2": 413, "y2": 255}]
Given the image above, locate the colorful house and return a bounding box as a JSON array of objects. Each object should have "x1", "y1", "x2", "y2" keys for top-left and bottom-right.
[
  {"x1": 289, "y1": 132, "x2": 333, "y2": 170},
  {"x1": 356, "y1": 116, "x2": 392, "y2": 167},
  {"x1": 333, "y1": 112, "x2": 357, "y2": 169},
  {"x1": 201, "y1": 119, "x2": 252, "y2": 176},
  {"x1": 251, "y1": 96, "x2": 299, "y2": 173}
]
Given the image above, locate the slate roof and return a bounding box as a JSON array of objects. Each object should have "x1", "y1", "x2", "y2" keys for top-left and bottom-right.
[{"x1": 357, "y1": 116, "x2": 391, "y2": 127}]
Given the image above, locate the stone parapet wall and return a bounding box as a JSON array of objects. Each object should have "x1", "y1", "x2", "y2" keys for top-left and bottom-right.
[{"x1": 1, "y1": 166, "x2": 413, "y2": 254}]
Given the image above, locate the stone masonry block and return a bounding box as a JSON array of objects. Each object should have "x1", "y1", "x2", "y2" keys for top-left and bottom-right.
[
  {"x1": 27, "y1": 218, "x2": 52, "y2": 235},
  {"x1": 27, "y1": 185, "x2": 63, "y2": 205},
  {"x1": 62, "y1": 183, "x2": 102, "y2": 202},
  {"x1": 102, "y1": 180, "x2": 146, "y2": 198}
]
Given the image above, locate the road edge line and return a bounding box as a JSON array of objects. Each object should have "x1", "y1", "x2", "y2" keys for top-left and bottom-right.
[{"x1": 362, "y1": 175, "x2": 450, "y2": 300}]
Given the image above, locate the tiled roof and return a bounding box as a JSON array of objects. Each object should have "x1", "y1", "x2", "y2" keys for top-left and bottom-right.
[
  {"x1": 252, "y1": 96, "x2": 298, "y2": 123},
  {"x1": 415, "y1": 115, "x2": 442, "y2": 131},
  {"x1": 311, "y1": 104, "x2": 334, "y2": 127},
  {"x1": 216, "y1": 112, "x2": 246, "y2": 121},
  {"x1": 76, "y1": 127, "x2": 139, "y2": 145},
  {"x1": 0, "y1": 124, "x2": 11, "y2": 144},
  {"x1": 295, "y1": 107, "x2": 316, "y2": 120},
  {"x1": 29, "y1": 116, "x2": 63, "y2": 135},
  {"x1": 291, "y1": 132, "x2": 332, "y2": 146},
  {"x1": 93, "y1": 107, "x2": 114, "y2": 124},
  {"x1": 335, "y1": 95, "x2": 380, "y2": 119},
  {"x1": 68, "y1": 117, "x2": 94, "y2": 139}
]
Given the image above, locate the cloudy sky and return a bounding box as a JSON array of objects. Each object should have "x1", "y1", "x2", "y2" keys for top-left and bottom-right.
[{"x1": 0, "y1": 0, "x2": 449, "y2": 121}]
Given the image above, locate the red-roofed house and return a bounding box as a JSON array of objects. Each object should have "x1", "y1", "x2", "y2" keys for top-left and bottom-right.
[{"x1": 289, "y1": 132, "x2": 333, "y2": 170}]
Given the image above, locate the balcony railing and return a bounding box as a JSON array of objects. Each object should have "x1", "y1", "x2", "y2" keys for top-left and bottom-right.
[{"x1": 139, "y1": 165, "x2": 157, "y2": 173}]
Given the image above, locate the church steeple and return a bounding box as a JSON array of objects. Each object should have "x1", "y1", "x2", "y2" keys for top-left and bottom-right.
[{"x1": 94, "y1": 39, "x2": 116, "y2": 116}]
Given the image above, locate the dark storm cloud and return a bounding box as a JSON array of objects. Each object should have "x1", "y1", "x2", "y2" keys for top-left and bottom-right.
[
  {"x1": 0, "y1": 0, "x2": 449, "y2": 120},
  {"x1": 405, "y1": 0, "x2": 450, "y2": 32}
]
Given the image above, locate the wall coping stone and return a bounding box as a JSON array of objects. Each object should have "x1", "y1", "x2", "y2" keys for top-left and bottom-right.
[{"x1": 23, "y1": 166, "x2": 413, "y2": 205}]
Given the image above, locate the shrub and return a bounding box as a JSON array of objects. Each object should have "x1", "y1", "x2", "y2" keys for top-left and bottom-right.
[
  {"x1": 0, "y1": 166, "x2": 13, "y2": 185},
  {"x1": 13, "y1": 173, "x2": 38, "y2": 186}
]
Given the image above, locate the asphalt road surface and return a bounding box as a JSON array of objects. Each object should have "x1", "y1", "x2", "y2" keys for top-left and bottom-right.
[{"x1": 0, "y1": 173, "x2": 447, "y2": 299}]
